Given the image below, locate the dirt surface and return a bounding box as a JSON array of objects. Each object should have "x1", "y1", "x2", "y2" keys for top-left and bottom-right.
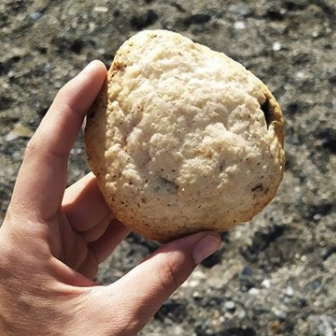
[{"x1": 1, "y1": 0, "x2": 336, "y2": 335}]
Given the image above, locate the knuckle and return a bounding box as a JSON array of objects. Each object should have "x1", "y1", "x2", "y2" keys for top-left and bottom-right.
[
  {"x1": 157, "y1": 254, "x2": 182, "y2": 296},
  {"x1": 24, "y1": 137, "x2": 39, "y2": 157}
]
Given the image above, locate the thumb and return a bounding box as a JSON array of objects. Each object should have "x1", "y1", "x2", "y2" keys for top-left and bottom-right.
[{"x1": 87, "y1": 232, "x2": 221, "y2": 335}]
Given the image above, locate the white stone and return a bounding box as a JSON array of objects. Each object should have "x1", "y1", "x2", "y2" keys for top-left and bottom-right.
[
  {"x1": 234, "y1": 21, "x2": 246, "y2": 30},
  {"x1": 262, "y1": 279, "x2": 271, "y2": 289},
  {"x1": 272, "y1": 42, "x2": 282, "y2": 51}
]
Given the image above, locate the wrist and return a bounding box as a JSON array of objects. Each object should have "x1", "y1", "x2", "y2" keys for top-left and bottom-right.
[
  {"x1": 0, "y1": 230, "x2": 79, "y2": 336},
  {"x1": 0, "y1": 233, "x2": 13, "y2": 335},
  {"x1": 0, "y1": 230, "x2": 39, "y2": 336}
]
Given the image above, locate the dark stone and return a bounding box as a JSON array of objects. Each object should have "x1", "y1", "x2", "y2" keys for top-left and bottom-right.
[
  {"x1": 201, "y1": 250, "x2": 222, "y2": 268},
  {"x1": 130, "y1": 10, "x2": 158, "y2": 30},
  {"x1": 8, "y1": 0, "x2": 28, "y2": 14},
  {"x1": 240, "y1": 225, "x2": 286, "y2": 266},
  {"x1": 286, "y1": 102, "x2": 300, "y2": 114},
  {"x1": 206, "y1": 327, "x2": 256, "y2": 336},
  {"x1": 319, "y1": 128, "x2": 336, "y2": 153},
  {"x1": 37, "y1": 46, "x2": 48, "y2": 54},
  {"x1": 329, "y1": 75, "x2": 336, "y2": 85},
  {"x1": 37, "y1": 105, "x2": 49, "y2": 117},
  {"x1": 11, "y1": 55, "x2": 21, "y2": 63},
  {"x1": 154, "y1": 300, "x2": 187, "y2": 323},
  {"x1": 284, "y1": 1, "x2": 307, "y2": 11},
  {"x1": 321, "y1": 246, "x2": 336, "y2": 260},
  {"x1": 183, "y1": 13, "x2": 212, "y2": 26},
  {"x1": 239, "y1": 265, "x2": 253, "y2": 278},
  {"x1": 52, "y1": 36, "x2": 85, "y2": 55},
  {"x1": 113, "y1": 10, "x2": 120, "y2": 18},
  {"x1": 70, "y1": 39, "x2": 84, "y2": 54},
  {"x1": 247, "y1": 225, "x2": 285, "y2": 254},
  {"x1": 126, "y1": 232, "x2": 158, "y2": 254},
  {"x1": 239, "y1": 266, "x2": 255, "y2": 291},
  {"x1": 301, "y1": 202, "x2": 333, "y2": 220},
  {"x1": 171, "y1": 2, "x2": 187, "y2": 13},
  {"x1": 293, "y1": 52, "x2": 314, "y2": 65},
  {"x1": 315, "y1": 0, "x2": 336, "y2": 16},
  {"x1": 266, "y1": 9, "x2": 285, "y2": 21},
  {"x1": 0, "y1": 96, "x2": 14, "y2": 111},
  {"x1": 201, "y1": 232, "x2": 228, "y2": 268},
  {"x1": 0, "y1": 62, "x2": 6, "y2": 76},
  {"x1": 284, "y1": 151, "x2": 296, "y2": 170}
]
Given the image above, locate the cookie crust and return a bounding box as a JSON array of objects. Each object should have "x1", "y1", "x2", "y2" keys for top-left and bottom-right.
[{"x1": 85, "y1": 30, "x2": 285, "y2": 243}]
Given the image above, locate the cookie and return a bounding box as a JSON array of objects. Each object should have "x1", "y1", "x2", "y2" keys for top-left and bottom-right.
[{"x1": 85, "y1": 30, "x2": 285, "y2": 243}]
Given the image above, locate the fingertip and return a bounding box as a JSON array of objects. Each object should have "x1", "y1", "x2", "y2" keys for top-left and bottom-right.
[
  {"x1": 160, "y1": 231, "x2": 221, "y2": 259},
  {"x1": 81, "y1": 60, "x2": 107, "y2": 78},
  {"x1": 192, "y1": 233, "x2": 221, "y2": 264}
]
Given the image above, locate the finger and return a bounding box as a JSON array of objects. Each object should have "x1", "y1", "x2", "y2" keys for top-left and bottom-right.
[
  {"x1": 77, "y1": 250, "x2": 99, "y2": 280},
  {"x1": 89, "y1": 219, "x2": 130, "y2": 263},
  {"x1": 87, "y1": 232, "x2": 221, "y2": 334},
  {"x1": 77, "y1": 220, "x2": 130, "y2": 278},
  {"x1": 63, "y1": 173, "x2": 111, "y2": 232},
  {"x1": 81, "y1": 214, "x2": 112, "y2": 243},
  {"x1": 11, "y1": 61, "x2": 106, "y2": 222}
]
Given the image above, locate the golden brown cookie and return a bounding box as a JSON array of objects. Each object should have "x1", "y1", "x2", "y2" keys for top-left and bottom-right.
[{"x1": 85, "y1": 30, "x2": 285, "y2": 243}]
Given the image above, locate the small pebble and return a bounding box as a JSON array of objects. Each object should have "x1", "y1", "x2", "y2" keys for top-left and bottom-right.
[
  {"x1": 11, "y1": 151, "x2": 22, "y2": 161},
  {"x1": 70, "y1": 147, "x2": 83, "y2": 155},
  {"x1": 30, "y1": 11, "x2": 43, "y2": 20},
  {"x1": 272, "y1": 307, "x2": 287, "y2": 320},
  {"x1": 234, "y1": 21, "x2": 246, "y2": 30},
  {"x1": 44, "y1": 63, "x2": 52, "y2": 71},
  {"x1": 262, "y1": 279, "x2": 271, "y2": 289},
  {"x1": 272, "y1": 42, "x2": 282, "y2": 51},
  {"x1": 296, "y1": 71, "x2": 306, "y2": 79},
  {"x1": 94, "y1": 6, "x2": 108, "y2": 13},
  {"x1": 188, "y1": 280, "x2": 200, "y2": 288},
  {"x1": 248, "y1": 287, "x2": 260, "y2": 295},
  {"x1": 285, "y1": 286, "x2": 294, "y2": 297},
  {"x1": 228, "y1": 4, "x2": 252, "y2": 16},
  {"x1": 192, "y1": 291, "x2": 201, "y2": 299},
  {"x1": 268, "y1": 321, "x2": 283, "y2": 335},
  {"x1": 238, "y1": 310, "x2": 246, "y2": 319},
  {"x1": 89, "y1": 22, "x2": 96, "y2": 32},
  {"x1": 5, "y1": 123, "x2": 34, "y2": 141},
  {"x1": 239, "y1": 265, "x2": 253, "y2": 279},
  {"x1": 224, "y1": 301, "x2": 236, "y2": 311},
  {"x1": 309, "y1": 315, "x2": 335, "y2": 336}
]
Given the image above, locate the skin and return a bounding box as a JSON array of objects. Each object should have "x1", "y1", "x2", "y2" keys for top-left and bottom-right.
[{"x1": 0, "y1": 61, "x2": 221, "y2": 336}]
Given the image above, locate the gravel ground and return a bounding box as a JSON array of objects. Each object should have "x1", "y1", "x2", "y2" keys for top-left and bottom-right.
[{"x1": 1, "y1": 0, "x2": 336, "y2": 335}]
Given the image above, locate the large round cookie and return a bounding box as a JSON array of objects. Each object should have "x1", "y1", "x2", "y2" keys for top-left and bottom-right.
[{"x1": 85, "y1": 30, "x2": 285, "y2": 243}]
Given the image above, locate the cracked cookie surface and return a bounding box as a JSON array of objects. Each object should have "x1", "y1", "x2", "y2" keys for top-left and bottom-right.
[{"x1": 85, "y1": 30, "x2": 285, "y2": 242}]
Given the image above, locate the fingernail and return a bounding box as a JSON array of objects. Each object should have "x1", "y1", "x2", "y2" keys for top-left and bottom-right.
[{"x1": 192, "y1": 234, "x2": 221, "y2": 264}]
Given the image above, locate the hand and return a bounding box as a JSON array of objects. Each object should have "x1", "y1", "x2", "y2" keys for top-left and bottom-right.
[{"x1": 0, "y1": 61, "x2": 221, "y2": 336}]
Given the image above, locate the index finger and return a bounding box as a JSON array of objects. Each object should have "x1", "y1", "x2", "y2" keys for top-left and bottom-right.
[{"x1": 10, "y1": 61, "x2": 107, "y2": 222}]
